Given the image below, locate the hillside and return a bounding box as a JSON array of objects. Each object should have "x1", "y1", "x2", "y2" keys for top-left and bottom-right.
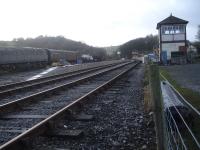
[
  {"x1": 104, "y1": 46, "x2": 119, "y2": 55},
  {"x1": 119, "y1": 35, "x2": 158, "y2": 58}
]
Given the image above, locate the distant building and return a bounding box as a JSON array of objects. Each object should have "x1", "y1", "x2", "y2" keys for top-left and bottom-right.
[
  {"x1": 131, "y1": 51, "x2": 143, "y2": 61},
  {"x1": 157, "y1": 14, "x2": 188, "y2": 64}
]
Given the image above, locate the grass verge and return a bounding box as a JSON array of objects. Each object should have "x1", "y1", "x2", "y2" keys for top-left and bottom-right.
[{"x1": 143, "y1": 65, "x2": 152, "y2": 112}]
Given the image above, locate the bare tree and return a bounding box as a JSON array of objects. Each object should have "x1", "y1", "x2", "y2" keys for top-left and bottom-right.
[{"x1": 196, "y1": 25, "x2": 200, "y2": 41}]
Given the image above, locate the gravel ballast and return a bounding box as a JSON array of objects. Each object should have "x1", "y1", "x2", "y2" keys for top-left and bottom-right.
[
  {"x1": 0, "y1": 63, "x2": 135, "y2": 146},
  {"x1": 30, "y1": 64, "x2": 156, "y2": 150},
  {"x1": 0, "y1": 63, "x2": 128, "y2": 105},
  {"x1": 0, "y1": 60, "x2": 124, "y2": 85}
]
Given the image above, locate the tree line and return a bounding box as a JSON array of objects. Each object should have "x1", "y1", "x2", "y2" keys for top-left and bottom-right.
[
  {"x1": 193, "y1": 25, "x2": 200, "y2": 53},
  {"x1": 119, "y1": 34, "x2": 158, "y2": 58}
]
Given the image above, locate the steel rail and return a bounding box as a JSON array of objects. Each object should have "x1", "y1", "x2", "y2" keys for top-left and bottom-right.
[
  {"x1": 0, "y1": 61, "x2": 124, "y2": 90},
  {"x1": 0, "y1": 61, "x2": 126, "y2": 95},
  {"x1": 0, "y1": 61, "x2": 140, "y2": 150},
  {"x1": 0, "y1": 61, "x2": 134, "y2": 114}
]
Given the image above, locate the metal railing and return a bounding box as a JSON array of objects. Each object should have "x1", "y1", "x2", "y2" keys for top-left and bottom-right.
[{"x1": 160, "y1": 73, "x2": 200, "y2": 150}]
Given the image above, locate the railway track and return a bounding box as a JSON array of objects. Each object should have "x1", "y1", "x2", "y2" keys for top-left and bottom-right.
[
  {"x1": 0, "y1": 61, "x2": 129, "y2": 112},
  {"x1": 0, "y1": 61, "x2": 140, "y2": 149},
  {"x1": 31, "y1": 62, "x2": 148, "y2": 149},
  {"x1": 0, "y1": 60, "x2": 125, "y2": 96}
]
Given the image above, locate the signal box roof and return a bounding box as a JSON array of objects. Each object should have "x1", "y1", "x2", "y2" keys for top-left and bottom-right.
[{"x1": 157, "y1": 14, "x2": 188, "y2": 29}]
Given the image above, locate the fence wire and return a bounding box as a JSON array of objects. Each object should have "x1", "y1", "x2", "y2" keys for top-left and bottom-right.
[{"x1": 160, "y1": 74, "x2": 200, "y2": 150}]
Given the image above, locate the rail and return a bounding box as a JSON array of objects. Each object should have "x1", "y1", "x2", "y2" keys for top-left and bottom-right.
[
  {"x1": 0, "y1": 61, "x2": 134, "y2": 114},
  {"x1": 0, "y1": 60, "x2": 126, "y2": 91},
  {"x1": 0, "y1": 61, "x2": 128, "y2": 96},
  {"x1": 0, "y1": 61, "x2": 140, "y2": 150}
]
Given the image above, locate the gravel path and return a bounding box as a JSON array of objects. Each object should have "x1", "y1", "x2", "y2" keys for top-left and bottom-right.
[
  {"x1": 161, "y1": 64, "x2": 200, "y2": 94},
  {"x1": 30, "y1": 64, "x2": 156, "y2": 150}
]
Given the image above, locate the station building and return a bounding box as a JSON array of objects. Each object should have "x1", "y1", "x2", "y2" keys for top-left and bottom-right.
[{"x1": 157, "y1": 14, "x2": 188, "y2": 64}]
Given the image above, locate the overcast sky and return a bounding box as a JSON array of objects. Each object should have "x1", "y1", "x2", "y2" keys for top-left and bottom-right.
[{"x1": 0, "y1": 0, "x2": 199, "y2": 46}]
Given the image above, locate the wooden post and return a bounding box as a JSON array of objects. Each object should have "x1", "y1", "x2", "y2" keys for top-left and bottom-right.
[{"x1": 149, "y1": 64, "x2": 166, "y2": 150}]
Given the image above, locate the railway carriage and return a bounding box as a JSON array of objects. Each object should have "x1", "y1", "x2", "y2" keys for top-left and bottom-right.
[
  {"x1": 0, "y1": 47, "x2": 48, "y2": 70},
  {"x1": 0, "y1": 47, "x2": 78, "y2": 70},
  {"x1": 48, "y1": 49, "x2": 78, "y2": 64}
]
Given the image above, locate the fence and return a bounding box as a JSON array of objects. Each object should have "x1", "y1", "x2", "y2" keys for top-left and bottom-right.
[{"x1": 149, "y1": 64, "x2": 200, "y2": 150}]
